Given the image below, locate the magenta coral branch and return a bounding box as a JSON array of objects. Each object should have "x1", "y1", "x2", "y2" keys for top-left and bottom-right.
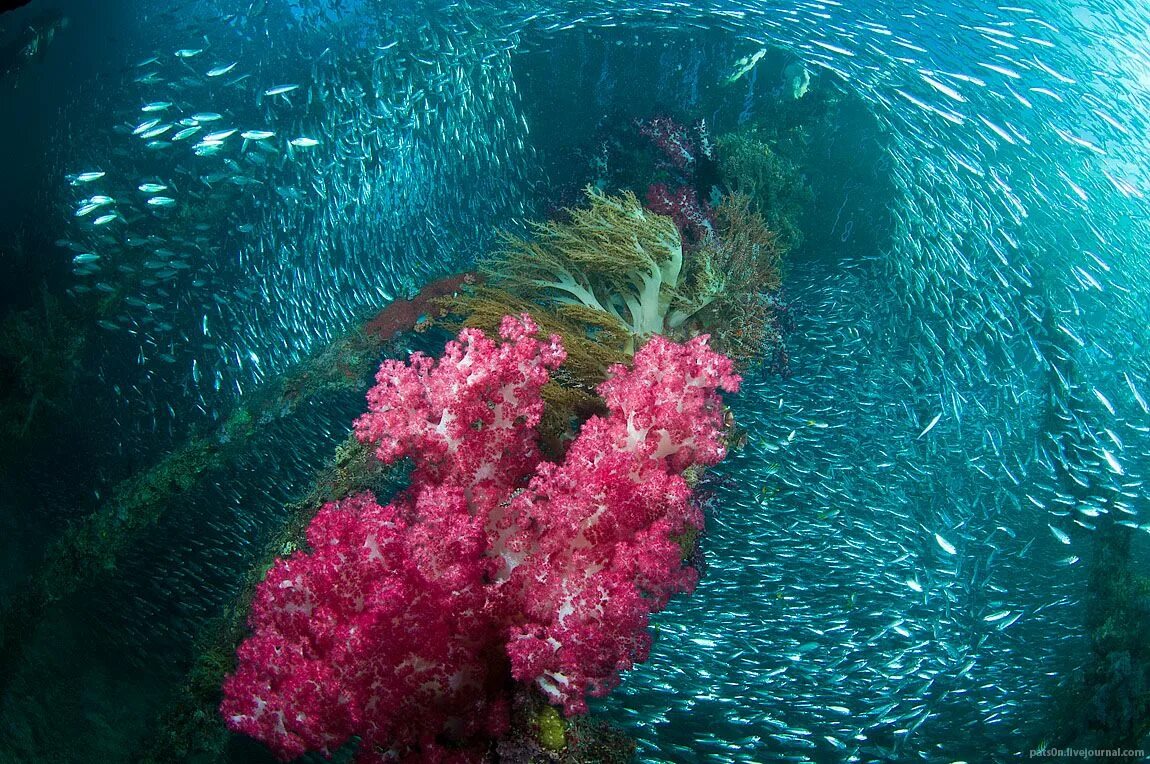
[
  {"x1": 646, "y1": 182, "x2": 715, "y2": 243},
  {"x1": 501, "y1": 335, "x2": 739, "y2": 712},
  {"x1": 354, "y1": 313, "x2": 566, "y2": 514},
  {"x1": 221, "y1": 315, "x2": 739, "y2": 762}
]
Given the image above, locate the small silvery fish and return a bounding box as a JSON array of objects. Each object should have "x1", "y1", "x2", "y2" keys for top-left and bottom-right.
[
  {"x1": 133, "y1": 118, "x2": 162, "y2": 135},
  {"x1": 202, "y1": 129, "x2": 238, "y2": 142},
  {"x1": 139, "y1": 124, "x2": 173, "y2": 140},
  {"x1": 996, "y1": 612, "x2": 1023, "y2": 630},
  {"x1": 263, "y1": 83, "x2": 300, "y2": 96},
  {"x1": 289, "y1": 137, "x2": 319, "y2": 147},
  {"x1": 172, "y1": 126, "x2": 202, "y2": 141},
  {"x1": 1101, "y1": 449, "x2": 1124, "y2": 475},
  {"x1": 206, "y1": 61, "x2": 238, "y2": 77},
  {"x1": 71, "y1": 171, "x2": 105, "y2": 184},
  {"x1": 916, "y1": 412, "x2": 942, "y2": 439},
  {"x1": 934, "y1": 533, "x2": 957, "y2": 555}
]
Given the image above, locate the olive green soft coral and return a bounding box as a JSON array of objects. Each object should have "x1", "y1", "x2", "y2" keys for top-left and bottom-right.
[{"x1": 484, "y1": 187, "x2": 683, "y2": 352}]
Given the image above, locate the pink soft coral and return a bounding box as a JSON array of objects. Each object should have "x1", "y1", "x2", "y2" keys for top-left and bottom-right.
[
  {"x1": 354, "y1": 313, "x2": 565, "y2": 514},
  {"x1": 501, "y1": 335, "x2": 739, "y2": 712},
  {"x1": 220, "y1": 489, "x2": 508, "y2": 763},
  {"x1": 221, "y1": 317, "x2": 739, "y2": 761}
]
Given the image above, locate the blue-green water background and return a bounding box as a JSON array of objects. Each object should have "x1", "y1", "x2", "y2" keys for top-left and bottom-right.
[{"x1": 0, "y1": 0, "x2": 1147, "y2": 761}]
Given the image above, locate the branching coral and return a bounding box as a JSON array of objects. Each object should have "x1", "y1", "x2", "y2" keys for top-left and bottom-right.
[
  {"x1": 671, "y1": 193, "x2": 781, "y2": 324},
  {"x1": 438, "y1": 285, "x2": 630, "y2": 389},
  {"x1": 483, "y1": 188, "x2": 683, "y2": 353},
  {"x1": 715, "y1": 132, "x2": 811, "y2": 255},
  {"x1": 666, "y1": 193, "x2": 787, "y2": 367},
  {"x1": 711, "y1": 192, "x2": 784, "y2": 293},
  {"x1": 435, "y1": 284, "x2": 627, "y2": 452},
  {"x1": 221, "y1": 317, "x2": 740, "y2": 761},
  {"x1": 449, "y1": 187, "x2": 786, "y2": 392}
]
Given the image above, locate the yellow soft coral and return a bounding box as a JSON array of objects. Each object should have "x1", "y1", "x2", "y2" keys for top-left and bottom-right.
[
  {"x1": 536, "y1": 704, "x2": 566, "y2": 751},
  {"x1": 485, "y1": 187, "x2": 683, "y2": 352}
]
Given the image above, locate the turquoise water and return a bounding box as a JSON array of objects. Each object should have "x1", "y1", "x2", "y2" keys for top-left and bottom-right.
[{"x1": 0, "y1": 0, "x2": 1147, "y2": 761}]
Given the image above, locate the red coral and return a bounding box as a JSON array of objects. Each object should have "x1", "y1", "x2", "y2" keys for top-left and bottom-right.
[
  {"x1": 501, "y1": 335, "x2": 739, "y2": 712},
  {"x1": 362, "y1": 272, "x2": 476, "y2": 343},
  {"x1": 637, "y1": 116, "x2": 718, "y2": 244},
  {"x1": 646, "y1": 183, "x2": 714, "y2": 243},
  {"x1": 220, "y1": 491, "x2": 508, "y2": 763},
  {"x1": 222, "y1": 319, "x2": 739, "y2": 761},
  {"x1": 354, "y1": 313, "x2": 565, "y2": 516},
  {"x1": 638, "y1": 116, "x2": 698, "y2": 170}
]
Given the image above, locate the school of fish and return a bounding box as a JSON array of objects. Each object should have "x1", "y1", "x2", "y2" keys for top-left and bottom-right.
[{"x1": 53, "y1": 0, "x2": 1150, "y2": 761}]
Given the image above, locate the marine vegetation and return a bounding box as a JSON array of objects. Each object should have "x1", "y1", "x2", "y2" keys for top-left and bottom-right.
[
  {"x1": 480, "y1": 189, "x2": 684, "y2": 353},
  {"x1": 447, "y1": 187, "x2": 785, "y2": 369},
  {"x1": 674, "y1": 192, "x2": 787, "y2": 365},
  {"x1": 220, "y1": 315, "x2": 740, "y2": 761},
  {"x1": 437, "y1": 186, "x2": 784, "y2": 453},
  {"x1": 714, "y1": 130, "x2": 812, "y2": 255},
  {"x1": 444, "y1": 114, "x2": 800, "y2": 388}
]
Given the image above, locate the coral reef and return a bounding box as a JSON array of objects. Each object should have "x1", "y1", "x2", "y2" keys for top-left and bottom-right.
[
  {"x1": 714, "y1": 131, "x2": 812, "y2": 255},
  {"x1": 676, "y1": 193, "x2": 790, "y2": 368},
  {"x1": 480, "y1": 189, "x2": 684, "y2": 353},
  {"x1": 220, "y1": 316, "x2": 739, "y2": 761},
  {"x1": 133, "y1": 433, "x2": 405, "y2": 764},
  {"x1": 637, "y1": 117, "x2": 720, "y2": 244},
  {"x1": 432, "y1": 284, "x2": 623, "y2": 456},
  {"x1": 500, "y1": 333, "x2": 739, "y2": 713},
  {"x1": 0, "y1": 275, "x2": 473, "y2": 709},
  {"x1": 637, "y1": 116, "x2": 705, "y2": 172},
  {"x1": 470, "y1": 188, "x2": 781, "y2": 367},
  {"x1": 477, "y1": 117, "x2": 802, "y2": 378},
  {"x1": 496, "y1": 688, "x2": 635, "y2": 764},
  {"x1": 645, "y1": 182, "x2": 714, "y2": 243},
  {"x1": 536, "y1": 705, "x2": 566, "y2": 752}
]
